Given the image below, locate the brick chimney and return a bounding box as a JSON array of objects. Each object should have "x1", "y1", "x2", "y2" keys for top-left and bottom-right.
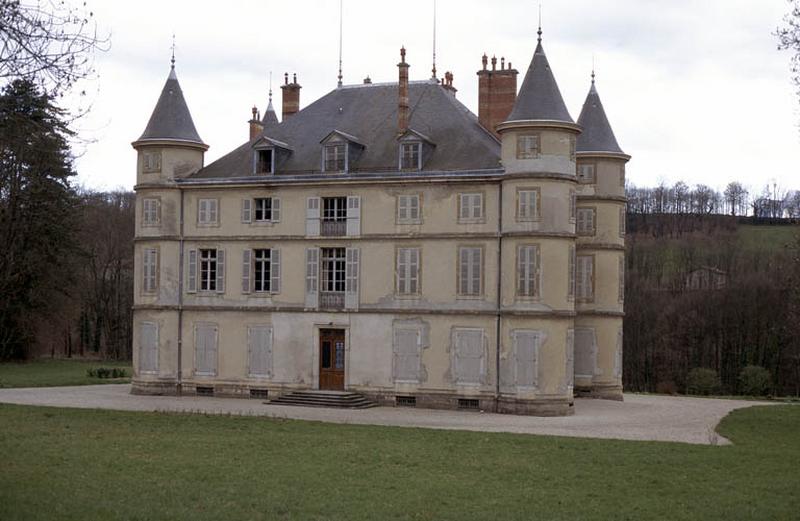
[
  {"x1": 398, "y1": 47, "x2": 409, "y2": 134},
  {"x1": 477, "y1": 54, "x2": 518, "y2": 137},
  {"x1": 442, "y1": 71, "x2": 457, "y2": 96},
  {"x1": 280, "y1": 72, "x2": 301, "y2": 119},
  {"x1": 248, "y1": 105, "x2": 263, "y2": 140}
]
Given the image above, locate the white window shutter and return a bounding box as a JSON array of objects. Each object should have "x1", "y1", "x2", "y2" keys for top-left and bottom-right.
[
  {"x1": 187, "y1": 249, "x2": 197, "y2": 293},
  {"x1": 305, "y1": 247, "x2": 319, "y2": 308},
  {"x1": 396, "y1": 248, "x2": 406, "y2": 293},
  {"x1": 568, "y1": 246, "x2": 576, "y2": 299},
  {"x1": 216, "y1": 249, "x2": 225, "y2": 294},
  {"x1": 306, "y1": 197, "x2": 320, "y2": 236},
  {"x1": 513, "y1": 331, "x2": 539, "y2": 388},
  {"x1": 586, "y1": 256, "x2": 594, "y2": 299},
  {"x1": 345, "y1": 248, "x2": 360, "y2": 309},
  {"x1": 209, "y1": 200, "x2": 218, "y2": 223},
  {"x1": 241, "y1": 249, "x2": 251, "y2": 294},
  {"x1": 271, "y1": 197, "x2": 281, "y2": 223},
  {"x1": 346, "y1": 196, "x2": 361, "y2": 236},
  {"x1": 533, "y1": 246, "x2": 541, "y2": 297},
  {"x1": 241, "y1": 199, "x2": 252, "y2": 223},
  {"x1": 270, "y1": 248, "x2": 281, "y2": 294},
  {"x1": 248, "y1": 326, "x2": 272, "y2": 377},
  {"x1": 139, "y1": 322, "x2": 158, "y2": 373},
  {"x1": 198, "y1": 200, "x2": 207, "y2": 224},
  {"x1": 409, "y1": 248, "x2": 419, "y2": 294},
  {"x1": 566, "y1": 328, "x2": 575, "y2": 392},
  {"x1": 588, "y1": 209, "x2": 595, "y2": 234}
]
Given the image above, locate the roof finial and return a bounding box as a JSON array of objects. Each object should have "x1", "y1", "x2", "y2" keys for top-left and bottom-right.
[
  {"x1": 537, "y1": 4, "x2": 542, "y2": 43},
  {"x1": 591, "y1": 55, "x2": 596, "y2": 84},
  {"x1": 431, "y1": 0, "x2": 437, "y2": 80},
  {"x1": 337, "y1": 0, "x2": 344, "y2": 87},
  {"x1": 170, "y1": 33, "x2": 176, "y2": 68},
  {"x1": 269, "y1": 71, "x2": 273, "y2": 102}
]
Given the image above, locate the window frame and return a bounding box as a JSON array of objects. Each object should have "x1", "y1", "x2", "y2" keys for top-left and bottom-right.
[
  {"x1": 516, "y1": 134, "x2": 540, "y2": 160},
  {"x1": 457, "y1": 192, "x2": 485, "y2": 223},
  {"x1": 516, "y1": 187, "x2": 541, "y2": 222},
  {"x1": 142, "y1": 197, "x2": 160, "y2": 227},
  {"x1": 395, "y1": 246, "x2": 421, "y2": 297},
  {"x1": 516, "y1": 244, "x2": 541, "y2": 299},
  {"x1": 399, "y1": 141, "x2": 422, "y2": 171},
  {"x1": 577, "y1": 161, "x2": 596, "y2": 184},
  {"x1": 576, "y1": 206, "x2": 597, "y2": 237},
  {"x1": 142, "y1": 150, "x2": 162, "y2": 173},
  {"x1": 323, "y1": 143, "x2": 347, "y2": 173},
  {"x1": 320, "y1": 247, "x2": 347, "y2": 293},
  {"x1": 199, "y1": 248, "x2": 218, "y2": 292},
  {"x1": 197, "y1": 198, "x2": 219, "y2": 227},
  {"x1": 253, "y1": 147, "x2": 275, "y2": 175},
  {"x1": 576, "y1": 253, "x2": 595, "y2": 303},
  {"x1": 457, "y1": 245, "x2": 484, "y2": 298},
  {"x1": 253, "y1": 248, "x2": 272, "y2": 293},
  {"x1": 396, "y1": 194, "x2": 422, "y2": 224},
  {"x1": 142, "y1": 247, "x2": 159, "y2": 294},
  {"x1": 254, "y1": 197, "x2": 273, "y2": 222}
]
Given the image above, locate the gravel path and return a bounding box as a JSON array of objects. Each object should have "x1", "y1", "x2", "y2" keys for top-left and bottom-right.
[{"x1": 0, "y1": 384, "x2": 773, "y2": 445}]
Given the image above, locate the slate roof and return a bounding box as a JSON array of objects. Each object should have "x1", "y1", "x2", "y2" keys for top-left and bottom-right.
[
  {"x1": 193, "y1": 80, "x2": 500, "y2": 178},
  {"x1": 505, "y1": 37, "x2": 574, "y2": 124},
  {"x1": 576, "y1": 79, "x2": 624, "y2": 154},
  {"x1": 261, "y1": 98, "x2": 279, "y2": 128},
  {"x1": 137, "y1": 67, "x2": 205, "y2": 145}
]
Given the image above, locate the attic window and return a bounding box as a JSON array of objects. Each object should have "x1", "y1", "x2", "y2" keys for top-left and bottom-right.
[
  {"x1": 400, "y1": 142, "x2": 421, "y2": 170},
  {"x1": 323, "y1": 144, "x2": 346, "y2": 173},
  {"x1": 255, "y1": 148, "x2": 274, "y2": 174}
]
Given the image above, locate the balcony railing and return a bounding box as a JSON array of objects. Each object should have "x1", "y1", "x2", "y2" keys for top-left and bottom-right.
[
  {"x1": 321, "y1": 219, "x2": 346, "y2": 237},
  {"x1": 320, "y1": 291, "x2": 345, "y2": 310}
]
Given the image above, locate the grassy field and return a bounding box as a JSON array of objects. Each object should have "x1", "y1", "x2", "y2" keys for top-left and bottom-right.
[
  {"x1": 0, "y1": 404, "x2": 797, "y2": 521},
  {"x1": 0, "y1": 359, "x2": 132, "y2": 388},
  {"x1": 737, "y1": 224, "x2": 799, "y2": 251}
]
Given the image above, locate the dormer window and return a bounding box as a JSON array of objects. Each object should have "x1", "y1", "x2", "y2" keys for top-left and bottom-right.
[
  {"x1": 400, "y1": 142, "x2": 421, "y2": 170},
  {"x1": 324, "y1": 144, "x2": 346, "y2": 173},
  {"x1": 255, "y1": 148, "x2": 274, "y2": 174}
]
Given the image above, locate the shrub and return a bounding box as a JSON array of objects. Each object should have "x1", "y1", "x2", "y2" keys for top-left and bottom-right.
[
  {"x1": 686, "y1": 368, "x2": 720, "y2": 395},
  {"x1": 87, "y1": 367, "x2": 126, "y2": 379},
  {"x1": 86, "y1": 368, "x2": 96, "y2": 377},
  {"x1": 655, "y1": 380, "x2": 678, "y2": 395},
  {"x1": 738, "y1": 365, "x2": 772, "y2": 396}
]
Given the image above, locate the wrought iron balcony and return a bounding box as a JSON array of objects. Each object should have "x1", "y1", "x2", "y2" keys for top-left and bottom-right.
[
  {"x1": 320, "y1": 291, "x2": 345, "y2": 310},
  {"x1": 321, "y1": 219, "x2": 346, "y2": 237}
]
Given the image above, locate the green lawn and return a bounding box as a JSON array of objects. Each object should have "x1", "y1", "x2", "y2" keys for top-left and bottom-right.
[
  {"x1": 0, "y1": 359, "x2": 132, "y2": 388},
  {"x1": 737, "y1": 224, "x2": 799, "y2": 252},
  {"x1": 0, "y1": 404, "x2": 797, "y2": 520}
]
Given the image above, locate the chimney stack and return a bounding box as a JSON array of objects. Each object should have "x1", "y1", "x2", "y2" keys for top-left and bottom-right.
[
  {"x1": 442, "y1": 71, "x2": 457, "y2": 96},
  {"x1": 398, "y1": 47, "x2": 410, "y2": 134},
  {"x1": 477, "y1": 54, "x2": 518, "y2": 137},
  {"x1": 248, "y1": 105, "x2": 263, "y2": 140},
  {"x1": 280, "y1": 72, "x2": 302, "y2": 120}
]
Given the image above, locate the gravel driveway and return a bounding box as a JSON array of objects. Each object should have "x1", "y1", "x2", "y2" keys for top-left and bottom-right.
[{"x1": 0, "y1": 384, "x2": 772, "y2": 445}]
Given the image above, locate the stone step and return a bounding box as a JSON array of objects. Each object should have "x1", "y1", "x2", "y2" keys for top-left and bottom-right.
[{"x1": 268, "y1": 390, "x2": 377, "y2": 409}]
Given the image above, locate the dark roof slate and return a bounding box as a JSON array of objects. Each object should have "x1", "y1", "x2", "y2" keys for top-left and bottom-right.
[
  {"x1": 576, "y1": 80, "x2": 624, "y2": 154},
  {"x1": 261, "y1": 99, "x2": 279, "y2": 128},
  {"x1": 194, "y1": 81, "x2": 500, "y2": 178},
  {"x1": 506, "y1": 39, "x2": 574, "y2": 123},
  {"x1": 138, "y1": 67, "x2": 204, "y2": 145}
]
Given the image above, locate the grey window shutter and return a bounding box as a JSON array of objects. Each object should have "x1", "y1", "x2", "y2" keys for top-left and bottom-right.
[
  {"x1": 195, "y1": 323, "x2": 218, "y2": 375},
  {"x1": 187, "y1": 249, "x2": 197, "y2": 293},
  {"x1": 306, "y1": 197, "x2": 320, "y2": 236},
  {"x1": 565, "y1": 328, "x2": 575, "y2": 392},
  {"x1": 345, "y1": 247, "x2": 359, "y2": 310},
  {"x1": 241, "y1": 199, "x2": 252, "y2": 223},
  {"x1": 346, "y1": 196, "x2": 361, "y2": 236},
  {"x1": 270, "y1": 248, "x2": 281, "y2": 294},
  {"x1": 271, "y1": 197, "x2": 281, "y2": 223},
  {"x1": 513, "y1": 331, "x2": 539, "y2": 388},
  {"x1": 139, "y1": 322, "x2": 158, "y2": 373},
  {"x1": 216, "y1": 249, "x2": 225, "y2": 294},
  {"x1": 248, "y1": 326, "x2": 272, "y2": 377},
  {"x1": 568, "y1": 246, "x2": 576, "y2": 299},
  {"x1": 198, "y1": 199, "x2": 207, "y2": 224},
  {"x1": 241, "y1": 249, "x2": 251, "y2": 294},
  {"x1": 305, "y1": 247, "x2": 319, "y2": 308}
]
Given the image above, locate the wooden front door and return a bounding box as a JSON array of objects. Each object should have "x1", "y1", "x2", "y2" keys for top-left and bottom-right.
[{"x1": 319, "y1": 329, "x2": 345, "y2": 390}]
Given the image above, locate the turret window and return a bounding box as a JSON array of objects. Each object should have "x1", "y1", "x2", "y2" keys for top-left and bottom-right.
[
  {"x1": 577, "y1": 162, "x2": 596, "y2": 184},
  {"x1": 576, "y1": 207, "x2": 596, "y2": 236},
  {"x1": 516, "y1": 135, "x2": 540, "y2": 159},
  {"x1": 142, "y1": 198, "x2": 160, "y2": 226},
  {"x1": 517, "y1": 188, "x2": 541, "y2": 221},
  {"x1": 323, "y1": 144, "x2": 346, "y2": 173},
  {"x1": 400, "y1": 142, "x2": 421, "y2": 170},
  {"x1": 142, "y1": 151, "x2": 161, "y2": 173}
]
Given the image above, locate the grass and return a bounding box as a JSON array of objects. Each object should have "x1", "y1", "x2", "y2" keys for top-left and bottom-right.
[
  {"x1": 0, "y1": 359, "x2": 132, "y2": 388},
  {"x1": 0, "y1": 404, "x2": 797, "y2": 520},
  {"x1": 737, "y1": 224, "x2": 799, "y2": 252}
]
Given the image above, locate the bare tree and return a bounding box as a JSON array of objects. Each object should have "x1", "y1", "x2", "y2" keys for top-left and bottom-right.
[
  {"x1": 777, "y1": 0, "x2": 800, "y2": 103},
  {"x1": 724, "y1": 182, "x2": 749, "y2": 216},
  {"x1": 0, "y1": 0, "x2": 108, "y2": 95}
]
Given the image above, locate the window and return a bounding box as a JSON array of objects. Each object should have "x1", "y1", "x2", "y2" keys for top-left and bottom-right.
[
  {"x1": 324, "y1": 144, "x2": 346, "y2": 172},
  {"x1": 513, "y1": 330, "x2": 540, "y2": 388},
  {"x1": 194, "y1": 323, "x2": 218, "y2": 376},
  {"x1": 254, "y1": 249, "x2": 272, "y2": 292},
  {"x1": 569, "y1": 190, "x2": 577, "y2": 222},
  {"x1": 255, "y1": 198, "x2": 273, "y2": 221},
  {"x1": 576, "y1": 207, "x2": 596, "y2": 236},
  {"x1": 458, "y1": 193, "x2": 484, "y2": 222},
  {"x1": 255, "y1": 149, "x2": 273, "y2": 174},
  {"x1": 242, "y1": 197, "x2": 281, "y2": 224},
  {"x1": 574, "y1": 328, "x2": 596, "y2": 379},
  {"x1": 247, "y1": 325, "x2": 273, "y2": 377},
  {"x1": 577, "y1": 162, "x2": 595, "y2": 184},
  {"x1": 142, "y1": 198, "x2": 160, "y2": 226},
  {"x1": 139, "y1": 322, "x2": 158, "y2": 373},
  {"x1": 458, "y1": 247, "x2": 483, "y2": 296},
  {"x1": 242, "y1": 248, "x2": 280, "y2": 294},
  {"x1": 321, "y1": 247, "x2": 346, "y2": 293},
  {"x1": 143, "y1": 248, "x2": 158, "y2": 293},
  {"x1": 517, "y1": 245, "x2": 540, "y2": 298},
  {"x1": 619, "y1": 256, "x2": 625, "y2": 303},
  {"x1": 400, "y1": 142, "x2": 421, "y2": 170},
  {"x1": 142, "y1": 151, "x2": 161, "y2": 173},
  {"x1": 396, "y1": 248, "x2": 420, "y2": 295},
  {"x1": 517, "y1": 189, "x2": 540, "y2": 221},
  {"x1": 576, "y1": 254, "x2": 594, "y2": 301},
  {"x1": 569, "y1": 135, "x2": 576, "y2": 161},
  {"x1": 516, "y1": 134, "x2": 539, "y2": 159},
  {"x1": 198, "y1": 198, "x2": 219, "y2": 225},
  {"x1": 393, "y1": 326, "x2": 422, "y2": 382},
  {"x1": 200, "y1": 249, "x2": 218, "y2": 292},
  {"x1": 619, "y1": 206, "x2": 626, "y2": 237},
  {"x1": 568, "y1": 245, "x2": 576, "y2": 301},
  {"x1": 321, "y1": 197, "x2": 347, "y2": 236},
  {"x1": 452, "y1": 328, "x2": 485, "y2": 385},
  {"x1": 397, "y1": 194, "x2": 421, "y2": 223}
]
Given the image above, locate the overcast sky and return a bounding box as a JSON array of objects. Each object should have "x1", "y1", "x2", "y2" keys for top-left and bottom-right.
[{"x1": 69, "y1": 0, "x2": 800, "y2": 195}]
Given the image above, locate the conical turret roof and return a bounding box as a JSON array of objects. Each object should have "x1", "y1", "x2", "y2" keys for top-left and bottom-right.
[
  {"x1": 137, "y1": 66, "x2": 205, "y2": 145},
  {"x1": 261, "y1": 97, "x2": 279, "y2": 128},
  {"x1": 576, "y1": 76, "x2": 624, "y2": 154},
  {"x1": 506, "y1": 33, "x2": 574, "y2": 124}
]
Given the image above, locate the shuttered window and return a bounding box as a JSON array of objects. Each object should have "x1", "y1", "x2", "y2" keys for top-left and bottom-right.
[
  {"x1": 393, "y1": 327, "x2": 421, "y2": 382},
  {"x1": 619, "y1": 206, "x2": 626, "y2": 237},
  {"x1": 198, "y1": 198, "x2": 218, "y2": 225},
  {"x1": 397, "y1": 194, "x2": 421, "y2": 223},
  {"x1": 142, "y1": 198, "x2": 160, "y2": 226},
  {"x1": 576, "y1": 255, "x2": 594, "y2": 301},
  {"x1": 306, "y1": 197, "x2": 320, "y2": 236},
  {"x1": 142, "y1": 248, "x2": 158, "y2": 293},
  {"x1": 618, "y1": 256, "x2": 625, "y2": 302},
  {"x1": 346, "y1": 196, "x2": 361, "y2": 236},
  {"x1": 517, "y1": 245, "x2": 540, "y2": 298},
  {"x1": 452, "y1": 329, "x2": 484, "y2": 385},
  {"x1": 139, "y1": 322, "x2": 158, "y2": 373},
  {"x1": 576, "y1": 208, "x2": 596, "y2": 236},
  {"x1": 396, "y1": 248, "x2": 420, "y2": 295},
  {"x1": 194, "y1": 323, "x2": 218, "y2": 376},
  {"x1": 577, "y1": 163, "x2": 595, "y2": 184},
  {"x1": 517, "y1": 189, "x2": 540, "y2": 221},
  {"x1": 345, "y1": 248, "x2": 360, "y2": 309},
  {"x1": 574, "y1": 328, "x2": 596, "y2": 378},
  {"x1": 458, "y1": 247, "x2": 482, "y2": 296},
  {"x1": 305, "y1": 248, "x2": 319, "y2": 308},
  {"x1": 565, "y1": 328, "x2": 575, "y2": 392},
  {"x1": 458, "y1": 193, "x2": 484, "y2": 221},
  {"x1": 568, "y1": 245, "x2": 576, "y2": 300},
  {"x1": 513, "y1": 330, "x2": 540, "y2": 388},
  {"x1": 570, "y1": 190, "x2": 577, "y2": 222},
  {"x1": 516, "y1": 134, "x2": 539, "y2": 159},
  {"x1": 247, "y1": 325, "x2": 273, "y2": 377},
  {"x1": 197, "y1": 249, "x2": 224, "y2": 293}
]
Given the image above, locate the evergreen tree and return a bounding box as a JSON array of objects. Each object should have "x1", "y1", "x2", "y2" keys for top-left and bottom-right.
[{"x1": 0, "y1": 79, "x2": 77, "y2": 359}]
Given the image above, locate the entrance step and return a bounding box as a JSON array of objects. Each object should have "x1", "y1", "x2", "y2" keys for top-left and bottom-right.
[{"x1": 268, "y1": 390, "x2": 377, "y2": 409}]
